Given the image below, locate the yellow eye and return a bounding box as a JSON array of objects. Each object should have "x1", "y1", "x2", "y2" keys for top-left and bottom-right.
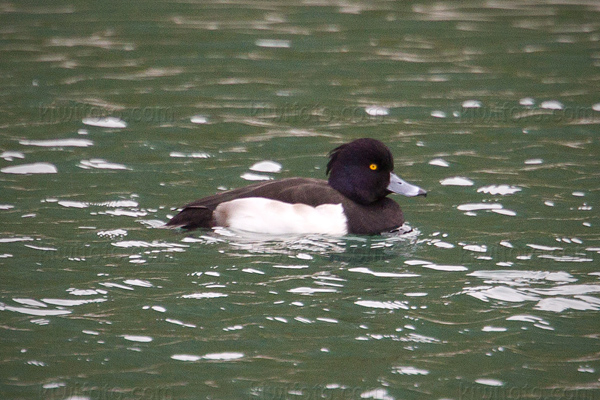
[{"x1": 369, "y1": 163, "x2": 378, "y2": 171}]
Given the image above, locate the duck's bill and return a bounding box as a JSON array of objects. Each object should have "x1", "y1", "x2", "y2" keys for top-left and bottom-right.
[{"x1": 387, "y1": 172, "x2": 427, "y2": 197}]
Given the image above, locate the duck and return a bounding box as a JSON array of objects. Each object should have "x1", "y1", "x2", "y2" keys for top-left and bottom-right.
[{"x1": 165, "y1": 138, "x2": 426, "y2": 235}]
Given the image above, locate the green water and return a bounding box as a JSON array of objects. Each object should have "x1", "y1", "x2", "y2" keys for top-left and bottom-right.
[{"x1": 1, "y1": 1, "x2": 599, "y2": 399}]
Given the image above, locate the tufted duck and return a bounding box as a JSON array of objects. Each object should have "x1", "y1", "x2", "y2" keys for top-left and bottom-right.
[{"x1": 165, "y1": 138, "x2": 426, "y2": 235}]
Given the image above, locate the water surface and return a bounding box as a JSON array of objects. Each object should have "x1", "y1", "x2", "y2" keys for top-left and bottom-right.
[{"x1": 1, "y1": 1, "x2": 599, "y2": 399}]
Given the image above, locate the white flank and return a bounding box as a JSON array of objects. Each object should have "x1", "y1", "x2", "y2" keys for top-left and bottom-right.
[{"x1": 214, "y1": 198, "x2": 348, "y2": 235}]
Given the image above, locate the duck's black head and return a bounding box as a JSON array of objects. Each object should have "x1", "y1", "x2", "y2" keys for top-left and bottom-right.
[{"x1": 326, "y1": 138, "x2": 426, "y2": 205}]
